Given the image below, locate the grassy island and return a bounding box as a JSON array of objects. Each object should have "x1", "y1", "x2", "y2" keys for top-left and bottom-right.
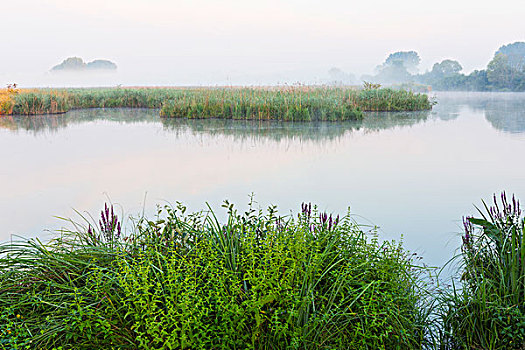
[{"x1": 0, "y1": 86, "x2": 433, "y2": 121}]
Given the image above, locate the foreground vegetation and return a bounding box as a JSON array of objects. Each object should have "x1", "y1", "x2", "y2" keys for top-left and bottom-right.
[
  {"x1": 0, "y1": 85, "x2": 433, "y2": 121},
  {"x1": 438, "y1": 193, "x2": 525, "y2": 349},
  {"x1": 0, "y1": 202, "x2": 431, "y2": 349},
  {"x1": 1, "y1": 193, "x2": 522, "y2": 349}
]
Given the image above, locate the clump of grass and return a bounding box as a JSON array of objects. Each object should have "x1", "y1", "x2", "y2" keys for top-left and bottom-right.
[
  {"x1": 438, "y1": 192, "x2": 525, "y2": 350},
  {"x1": 348, "y1": 88, "x2": 434, "y2": 112},
  {"x1": 0, "y1": 201, "x2": 432, "y2": 349},
  {"x1": 362, "y1": 81, "x2": 382, "y2": 90},
  {"x1": 11, "y1": 90, "x2": 69, "y2": 115}
]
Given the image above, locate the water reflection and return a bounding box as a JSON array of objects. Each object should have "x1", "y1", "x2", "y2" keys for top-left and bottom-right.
[
  {"x1": 0, "y1": 108, "x2": 158, "y2": 135},
  {"x1": 160, "y1": 111, "x2": 431, "y2": 142},
  {"x1": 1, "y1": 108, "x2": 432, "y2": 140},
  {"x1": 2, "y1": 93, "x2": 524, "y2": 137},
  {"x1": 435, "y1": 92, "x2": 525, "y2": 133},
  {"x1": 478, "y1": 100, "x2": 525, "y2": 134},
  {"x1": 1, "y1": 94, "x2": 525, "y2": 271}
]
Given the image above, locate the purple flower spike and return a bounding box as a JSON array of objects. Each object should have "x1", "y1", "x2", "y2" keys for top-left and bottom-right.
[
  {"x1": 300, "y1": 202, "x2": 313, "y2": 220},
  {"x1": 98, "y1": 203, "x2": 122, "y2": 242},
  {"x1": 462, "y1": 216, "x2": 473, "y2": 247}
]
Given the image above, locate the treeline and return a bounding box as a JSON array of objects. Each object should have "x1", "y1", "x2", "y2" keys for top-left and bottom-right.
[{"x1": 332, "y1": 42, "x2": 525, "y2": 91}]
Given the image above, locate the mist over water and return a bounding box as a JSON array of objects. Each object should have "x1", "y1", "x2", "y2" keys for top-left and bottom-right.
[{"x1": 2, "y1": 0, "x2": 524, "y2": 88}]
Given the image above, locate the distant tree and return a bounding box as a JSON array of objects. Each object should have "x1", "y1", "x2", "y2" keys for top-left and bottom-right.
[
  {"x1": 51, "y1": 57, "x2": 86, "y2": 71},
  {"x1": 375, "y1": 60, "x2": 412, "y2": 84},
  {"x1": 86, "y1": 60, "x2": 117, "y2": 70},
  {"x1": 51, "y1": 57, "x2": 117, "y2": 72},
  {"x1": 464, "y1": 70, "x2": 489, "y2": 91},
  {"x1": 487, "y1": 53, "x2": 516, "y2": 90},
  {"x1": 383, "y1": 51, "x2": 421, "y2": 74},
  {"x1": 431, "y1": 60, "x2": 462, "y2": 77},
  {"x1": 485, "y1": 42, "x2": 525, "y2": 91},
  {"x1": 495, "y1": 42, "x2": 525, "y2": 71}
]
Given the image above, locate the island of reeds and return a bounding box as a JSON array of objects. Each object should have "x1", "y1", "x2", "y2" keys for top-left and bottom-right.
[
  {"x1": 0, "y1": 85, "x2": 434, "y2": 121},
  {"x1": 1, "y1": 193, "x2": 524, "y2": 349}
]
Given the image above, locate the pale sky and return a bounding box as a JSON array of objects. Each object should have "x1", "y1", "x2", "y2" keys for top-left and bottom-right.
[{"x1": 2, "y1": 0, "x2": 524, "y2": 86}]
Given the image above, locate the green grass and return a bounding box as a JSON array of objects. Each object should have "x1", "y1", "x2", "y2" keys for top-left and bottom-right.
[
  {"x1": 5, "y1": 86, "x2": 434, "y2": 120},
  {"x1": 0, "y1": 201, "x2": 432, "y2": 349}
]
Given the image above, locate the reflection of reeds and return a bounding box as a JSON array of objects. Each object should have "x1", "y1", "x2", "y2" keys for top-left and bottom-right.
[
  {"x1": 0, "y1": 107, "x2": 431, "y2": 140},
  {"x1": 2, "y1": 86, "x2": 433, "y2": 118}
]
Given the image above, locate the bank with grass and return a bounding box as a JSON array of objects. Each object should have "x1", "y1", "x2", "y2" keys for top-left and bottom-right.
[
  {"x1": 0, "y1": 86, "x2": 434, "y2": 121},
  {"x1": 0, "y1": 202, "x2": 432, "y2": 349},
  {"x1": 2, "y1": 193, "x2": 521, "y2": 349}
]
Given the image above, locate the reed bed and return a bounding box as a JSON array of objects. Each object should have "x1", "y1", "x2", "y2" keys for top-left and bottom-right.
[
  {"x1": 350, "y1": 88, "x2": 433, "y2": 112},
  {"x1": 1, "y1": 86, "x2": 433, "y2": 120},
  {"x1": 159, "y1": 88, "x2": 363, "y2": 121},
  {"x1": 0, "y1": 202, "x2": 432, "y2": 349},
  {"x1": 65, "y1": 88, "x2": 179, "y2": 109},
  {"x1": 11, "y1": 91, "x2": 69, "y2": 115}
]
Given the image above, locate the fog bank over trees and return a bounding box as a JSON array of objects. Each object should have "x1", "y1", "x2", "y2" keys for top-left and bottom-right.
[
  {"x1": 328, "y1": 42, "x2": 525, "y2": 91},
  {"x1": 51, "y1": 57, "x2": 117, "y2": 72}
]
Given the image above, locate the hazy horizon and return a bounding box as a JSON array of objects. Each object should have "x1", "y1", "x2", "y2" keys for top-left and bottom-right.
[{"x1": 2, "y1": 0, "x2": 524, "y2": 87}]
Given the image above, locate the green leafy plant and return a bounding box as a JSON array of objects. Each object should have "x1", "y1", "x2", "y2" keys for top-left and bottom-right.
[{"x1": 0, "y1": 201, "x2": 433, "y2": 349}]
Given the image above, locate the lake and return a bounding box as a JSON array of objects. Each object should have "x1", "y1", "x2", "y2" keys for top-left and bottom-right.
[{"x1": 1, "y1": 92, "x2": 524, "y2": 269}]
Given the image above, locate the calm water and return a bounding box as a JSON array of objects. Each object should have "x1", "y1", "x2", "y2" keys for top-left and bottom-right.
[{"x1": 1, "y1": 92, "x2": 525, "y2": 268}]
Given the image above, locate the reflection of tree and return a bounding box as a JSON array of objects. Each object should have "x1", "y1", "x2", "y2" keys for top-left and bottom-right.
[
  {"x1": 436, "y1": 92, "x2": 525, "y2": 133},
  {"x1": 482, "y1": 99, "x2": 525, "y2": 134}
]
